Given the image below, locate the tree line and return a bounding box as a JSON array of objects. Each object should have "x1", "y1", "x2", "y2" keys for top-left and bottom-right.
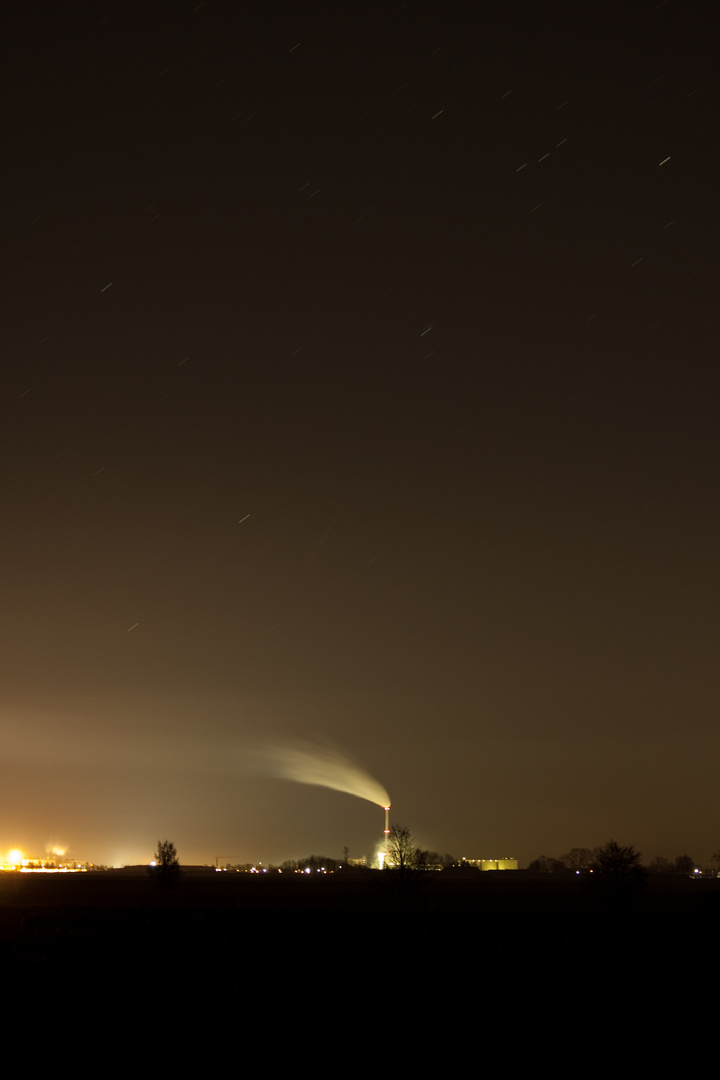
[{"x1": 528, "y1": 845, "x2": 705, "y2": 875}]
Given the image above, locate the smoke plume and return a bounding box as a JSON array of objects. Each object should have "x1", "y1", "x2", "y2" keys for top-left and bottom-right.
[{"x1": 247, "y1": 737, "x2": 390, "y2": 808}]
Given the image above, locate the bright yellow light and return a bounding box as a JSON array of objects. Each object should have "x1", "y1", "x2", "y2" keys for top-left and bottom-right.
[{"x1": 8, "y1": 849, "x2": 23, "y2": 866}]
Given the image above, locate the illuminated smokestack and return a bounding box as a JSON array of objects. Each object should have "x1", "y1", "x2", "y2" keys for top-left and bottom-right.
[{"x1": 376, "y1": 805, "x2": 392, "y2": 870}]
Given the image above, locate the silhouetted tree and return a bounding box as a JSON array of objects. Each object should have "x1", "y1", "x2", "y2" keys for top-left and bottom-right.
[
  {"x1": 528, "y1": 855, "x2": 567, "y2": 873},
  {"x1": 385, "y1": 824, "x2": 428, "y2": 870},
  {"x1": 587, "y1": 840, "x2": 646, "y2": 904},
  {"x1": 561, "y1": 847, "x2": 594, "y2": 871},
  {"x1": 424, "y1": 850, "x2": 459, "y2": 868},
  {"x1": 674, "y1": 854, "x2": 694, "y2": 874},
  {"x1": 380, "y1": 824, "x2": 431, "y2": 903},
  {"x1": 148, "y1": 839, "x2": 182, "y2": 888},
  {"x1": 648, "y1": 856, "x2": 674, "y2": 874},
  {"x1": 591, "y1": 841, "x2": 644, "y2": 881},
  {"x1": 296, "y1": 854, "x2": 338, "y2": 872}
]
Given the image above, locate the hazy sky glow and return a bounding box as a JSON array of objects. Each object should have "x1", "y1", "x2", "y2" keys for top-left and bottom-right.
[{"x1": 1, "y1": 1, "x2": 718, "y2": 867}]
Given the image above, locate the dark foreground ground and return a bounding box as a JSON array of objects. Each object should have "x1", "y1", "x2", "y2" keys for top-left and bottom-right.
[{"x1": 2, "y1": 869, "x2": 716, "y2": 1027}]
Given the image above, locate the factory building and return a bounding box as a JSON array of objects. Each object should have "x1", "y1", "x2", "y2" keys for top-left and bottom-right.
[{"x1": 462, "y1": 858, "x2": 518, "y2": 871}]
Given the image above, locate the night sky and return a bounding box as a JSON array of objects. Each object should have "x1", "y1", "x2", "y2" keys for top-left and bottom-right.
[{"x1": 2, "y1": 1, "x2": 718, "y2": 868}]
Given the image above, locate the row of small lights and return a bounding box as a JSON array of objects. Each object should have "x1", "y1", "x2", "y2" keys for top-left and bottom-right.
[{"x1": 214, "y1": 866, "x2": 334, "y2": 874}]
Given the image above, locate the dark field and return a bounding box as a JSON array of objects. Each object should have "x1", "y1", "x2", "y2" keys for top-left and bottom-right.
[{"x1": 2, "y1": 869, "x2": 717, "y2": 1016}]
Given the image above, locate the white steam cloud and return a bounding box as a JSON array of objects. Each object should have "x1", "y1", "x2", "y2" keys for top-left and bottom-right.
[
  {"x1": 2, "y1": 709, "x2": 390, "y2": 810},
  {"x1": 246, "y1": 738, "x2": 390, "y2": 808}
]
